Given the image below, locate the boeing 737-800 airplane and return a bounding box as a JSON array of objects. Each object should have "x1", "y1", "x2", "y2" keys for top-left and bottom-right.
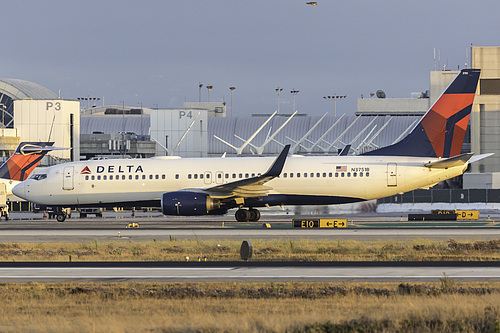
[{"x1": 13, "y1": 69, "x2": 491, "y2": 222}]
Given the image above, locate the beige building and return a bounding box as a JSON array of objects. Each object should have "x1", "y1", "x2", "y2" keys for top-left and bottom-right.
[
  {"x1": 470, "y1": 47, "x2": 500, "y2": 174},
  {"x1": 14, "y1": 100, "x2": 80, "y2": 162}
]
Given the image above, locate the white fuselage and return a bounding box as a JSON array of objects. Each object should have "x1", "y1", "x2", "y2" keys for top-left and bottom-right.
[{"x1": 13, "y1": 154, "x2": 467, "y2": 208}]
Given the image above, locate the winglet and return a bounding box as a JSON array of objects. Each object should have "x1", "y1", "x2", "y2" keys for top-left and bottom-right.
[
  {"x1": 339, "y1": 144, "x2": 351, "y2": 156},
  {"x1": 263, "y1": 144, "x2": 290, "y2": 177}
]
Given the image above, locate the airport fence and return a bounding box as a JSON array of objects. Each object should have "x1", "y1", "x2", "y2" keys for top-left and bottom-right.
[{"x1": 378, "y1": 189, "x2": 500, "y2": 204}]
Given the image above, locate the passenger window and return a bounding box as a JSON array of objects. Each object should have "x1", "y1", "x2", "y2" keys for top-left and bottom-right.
[
  {"x1": 149, "y1": 175, "x2": 153, "y2": 180},
  {"x1": 329, "y1": 172, "x2": 332, "y2": 177},
  {"x1": 252, "y1": 173, "x2": 255, "y2": 177},
  {"x1": 162, "y1": 175, "x2": 165, "y2": 179},
  {"x1": 103, "y1": 175, "x2": 107, "y2": 180},
  {"x1": 122, "y1": 175, "x2": 125, "y2": 180},
  {"x1": 194, "y1": 174, "x2": 198, "y2": 179},
  {"x1": 155, "y1": 175, "x2": 159, "y2": 179},
  {"x1": 341, "y1": 173, "x2": 344, "y2": 177},
  {"x1": 91, "y1": 175, "x2": 95, "y2": 180},
  {"x1": 347, "y1": 172, "x2": 351, "y2": 177},
  {"x1": 297, "y1": 173, "x2": 301, "y2": 178},
  {"x1": 142, "y1": 175, "x2": 146, "y2": 180},
  {"x1": 366, "y1": 172, "x2": 370, "y2": 177},
  {"x1": 175, "y1": 174, "x2": 179, "y2": 179},
  {"x1": 225, "y1": 174, "x2": 229, "y2": 179},
  {"x1": 129, "y1": 175, "x2": 132, "y2": 180},
  {"x1": 135, "y1": 175, "x2": 139, "y2": 180},
  {"x1": 310, "y1": 173, "x2": 314, "y2": 178},
  {"x1": 304, "y1": 173, "x2": 307, "y2": 178},
  {"x1": 245, "y1": 173, "x2": 249, "y2": 178},
  {"x1": 360, "y1": 172, "x2": 363, "y2": 177},
  {"x1": 110, "y1": 175, "x2": 113, "y2": 180},
  {"x1": 284, "y1": 173, "x2": 287, "y2": 178},
  {"x1": 206, "y1": 174, "x2": 210, "y2": 179},
  {"x1": 335, "y1": 173, "x2": 338, "y2": 177},
  {"x1": 97, "y1": 176, "x2": 101, "y2": 180},
  {"x1": 200, "y1": 174, "x2": 204, "y2": 179},
  {"x1": 239, "y1": 173, "x2": 242, "y2": 178},
  {"x1": 317, "y1": 173, "x2": 321, "y2": 178},
  {"x1": 218, "y1": 174, "x2": 222, "y2": 179},
  {"x1": 232, "y1": 173, "x2": 236, "y2": 179},
  {"x1": 188, "y1": 174, "x2": 192, "y2": 179},
  {"x1": 85, "y1": 175, "x2": 89, "y2": 180},
  {"x1": 353, "y1": 172, "x2": 357, "y2": 177}
]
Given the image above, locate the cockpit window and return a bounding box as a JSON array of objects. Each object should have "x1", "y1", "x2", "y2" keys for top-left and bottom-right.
[{"x1": 31, "y1": 174, "x2": 47, "y2": 181}]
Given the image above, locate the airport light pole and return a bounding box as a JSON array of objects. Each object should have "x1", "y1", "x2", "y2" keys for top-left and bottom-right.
[
  {"x1": 276, "y1": 87, "x2": 283, "y2": 114},
  {"x1": 229, "y1": 86, "x2": 236, "y2": 117},
  {"x1": 290, "y1": 89, "x2": 299, "y2": 113},
  {"x1": 206, "y1": 85, "x2": 213, "y2": 102},
  {"x1": 198, "y1": 83, "x2": 203, "y2": 102},
  {"x1": 138, "y1": 102, "x2": 143, "y2": 136},
  {"x1": 323, "y1": 95, "x2": 346, "y2": 117}
]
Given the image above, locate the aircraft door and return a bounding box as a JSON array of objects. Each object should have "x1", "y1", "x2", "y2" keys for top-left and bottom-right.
[
  {"x1": 215, "y1": 171, "x2": 223, "y2": 184},
  {"x1": 387, "y1": 163, "x2": 397, "y2": 187},
  {"x1": 204, "y1": 171, "x2": 212, "y2": 185},
  {"x1": 63, "y1": 166, "x2": 74, "y2": 190}
]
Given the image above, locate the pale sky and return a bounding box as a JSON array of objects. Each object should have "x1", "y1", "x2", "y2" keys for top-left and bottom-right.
[{"x1": 2, "y1": 1, "x2": 499, "y2": 116}]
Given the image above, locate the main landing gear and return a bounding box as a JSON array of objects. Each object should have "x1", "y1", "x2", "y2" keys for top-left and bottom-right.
[{"x1": 235, "y1": 208, "x2": 261, "y2": 222}]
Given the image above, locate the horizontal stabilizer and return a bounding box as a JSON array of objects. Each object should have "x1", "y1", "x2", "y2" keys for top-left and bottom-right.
[
  {"x1": 469, "y1": 153, "x2": 494, "y2": 164},
  {"x1": 424, "y1": 153, "x2": 474, "y2": 169}
]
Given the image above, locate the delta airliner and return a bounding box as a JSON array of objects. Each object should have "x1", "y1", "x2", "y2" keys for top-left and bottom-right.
[{"x1": 13, "y1": 69, "x2": 491, "y2": 222}]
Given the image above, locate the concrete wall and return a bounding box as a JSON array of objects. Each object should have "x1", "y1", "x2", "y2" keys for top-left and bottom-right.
[
  {"x1": 14, "y1": 100, "x2": 80, "y2": 162},
  {"x1": 463, "y1": 172, "x2": 500, "y2": 189},
  {"x1": 471, "y1": 47, "x2": 500, "y2": 174},
  {"x1": 357, "y1": 98, "x2": 428, "y2": 115},
  {"x1": 150, "y1": 109, "x2": 208, "y2": 157},
  {"x1": 429, "y1": 71, "x2": 458, "y2": 105},
  {"x1": 182, "y1": 102, "x2": 226, "y2": 117}
]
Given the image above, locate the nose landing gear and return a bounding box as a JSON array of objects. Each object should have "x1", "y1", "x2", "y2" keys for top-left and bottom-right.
[{"x1": 235, "y1": 208, "x2": 261, "y2": 222}]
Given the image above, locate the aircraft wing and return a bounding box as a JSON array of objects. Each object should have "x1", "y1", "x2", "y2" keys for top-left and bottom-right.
[{"x1": 204, "y1": 145, "x2": 290, "y2": 198}]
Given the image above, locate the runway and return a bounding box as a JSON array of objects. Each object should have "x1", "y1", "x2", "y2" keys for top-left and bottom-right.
[
  {"x1": 0, "y1": 212, "x2": 499, "y2": 242},
  {"x1": 0, "y1": 261, "x2": 498, "y2": 282}
]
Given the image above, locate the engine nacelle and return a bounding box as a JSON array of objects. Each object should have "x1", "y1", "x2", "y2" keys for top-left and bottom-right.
[{"x1": 161, "y1": 191, "x2": 220, "y2": 216}]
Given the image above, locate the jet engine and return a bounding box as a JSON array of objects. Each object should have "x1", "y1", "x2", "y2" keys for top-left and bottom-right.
[{"x1": 161, "y1": 191, "x2": 220, "y2": 216}]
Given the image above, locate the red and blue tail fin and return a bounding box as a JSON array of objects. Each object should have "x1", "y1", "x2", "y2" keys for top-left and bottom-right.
[
  {"x1": 363, "y1": 69, "x2": 480, "y2": 157},
  {"x1": 0, "y1": 142, "x2": 55, "y2": 181}
]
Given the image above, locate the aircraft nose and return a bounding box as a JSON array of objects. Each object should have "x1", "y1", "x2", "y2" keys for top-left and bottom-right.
[{"x1": 12, "y1": 182, "x2": 26, "y2": 199}]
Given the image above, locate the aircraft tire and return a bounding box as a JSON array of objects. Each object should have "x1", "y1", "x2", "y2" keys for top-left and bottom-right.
[
  {"x1": 248, "y1": 209, "x2": 260, "y2": 222},
  {"x1": 56, "y1": 213, "x2": 66, "y2": 223},
  {"x1": 235, "y1": 209, "x2": 249, "y2": 222}
]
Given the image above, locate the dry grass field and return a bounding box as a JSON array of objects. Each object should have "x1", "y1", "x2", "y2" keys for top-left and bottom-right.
[
  {"x1": 0, "y1": 239, "x2": 499, "y2": 331},
  {"x1": 0, "y1": 282, "x2": 498, "y2": 332},
  {"x1": 0, "y1": 238, "x2": 498, "y2": 262}
]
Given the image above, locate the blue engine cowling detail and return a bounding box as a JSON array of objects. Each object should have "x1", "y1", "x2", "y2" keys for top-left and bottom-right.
[{"x1": 161, "y1": 191, "x2": 219, "y2": 216}]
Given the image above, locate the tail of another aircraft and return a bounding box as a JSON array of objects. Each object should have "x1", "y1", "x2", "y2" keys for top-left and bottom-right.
[
  {"x1": 0, "y1": 142, "x2": 55, "y2": 181},
  {"x1": 363, "y1": 69, "x2": 481, "y2": 158}
]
